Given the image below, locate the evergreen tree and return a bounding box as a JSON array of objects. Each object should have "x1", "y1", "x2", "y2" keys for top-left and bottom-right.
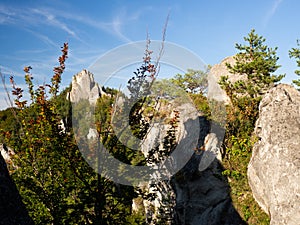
[
  {"x1": 289, "y1": 39, "x2": 300, "y2": 90},
  {"x1": 219, "y1": 29, "x2": 284, "y2": 135},
  {"x1": 220, "y1": 29, "x2": 284, "y2": 100},
  {"x1": 171, "y1": 69, "x2": 208, "y2": 94},
  {"x1": 218, "y1": 29, "x2": 284, "y2": 223}
]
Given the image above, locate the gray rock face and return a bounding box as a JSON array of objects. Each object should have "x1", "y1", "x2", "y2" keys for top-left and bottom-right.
[
  {"x1": 248, "y1": 84, "x2": 300, "y2": 225},
  {"x1": 172, "y1": 160, "x2": 246, "y2": 225},
  {"x1": 69, "y1": 69, "x2": 107, "y2": 139},
  {"x1": 208, "y1": 56, "x2": 246, "y2": 104},
  {"x1": 0, "y1": 146, "x2": 34, "y2": 225},
  {"x1": 140, "y1": 102, "x2": 200, "y2": 224},
  {"x1": 0, "y1": 143, "x2": 14, "y2": 163},
  {"x1": 172, "y1": 117, "x2": 246, "y2": 225},
  {"x1": 69, "y1": 69, "x2": 104, "y2": 105},
  {"x1": 137, "y1": 101, "x2": 244, "y2": 224}
]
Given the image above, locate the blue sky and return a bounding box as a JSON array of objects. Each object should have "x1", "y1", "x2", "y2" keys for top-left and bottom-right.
[{"x1": 0, "y1": 0, "x2": 299, "y2": 109}]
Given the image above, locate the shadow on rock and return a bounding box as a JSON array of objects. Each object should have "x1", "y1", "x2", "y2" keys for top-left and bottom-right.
[
  {"x1": 0, "y1": 146, "x2": 34, "y2": 225},
  {"x1": 171, "y1": 116, "x2": 246, "y2": 225}
]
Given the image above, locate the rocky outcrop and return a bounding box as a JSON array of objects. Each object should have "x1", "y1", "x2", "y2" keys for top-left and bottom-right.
[
  {"x1": 69, "y1": 69, "x2": 105, "y2": 105},
  {"x1": 0, "y1": 143, "x2": 14, "y2": 164},
  {"x1": 248, "y1": 84, "x2": 300, "y2": 225},
  {"x1": 172, "y1": 159, "x2": 246, "y2": 225},
  {"x1": 140, "y1": 102, "x2": 201, "y2": 224},
  {"x1": 172, "y1": 117, "x2": 246, "y2": 225},
  {"x1": 69, "y1": 69, "x2": 107, "y2": 139},
  {"x1": 208, "y1": 56, "x2": 246, "y2": 104},
  {"x1": 135, "y1": 94, "x2": 243, "y2": 224},
  {"x1": 0, "y1": 147, "x2": 34, "y2": 225}
]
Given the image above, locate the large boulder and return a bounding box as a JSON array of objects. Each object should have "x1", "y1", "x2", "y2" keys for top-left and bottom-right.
[
  {"x1": 172, "y1": 158, "x2": 246, "y2": 225},
  {"x1": 248, "y1": 84, "x2": 300, "y2": 225},
  {"x1": 0, "y1": 146, "x2": 34, "y2": 225},
  {"x1": 208, "y1": 56, "x2": 246, "y2": 104}
]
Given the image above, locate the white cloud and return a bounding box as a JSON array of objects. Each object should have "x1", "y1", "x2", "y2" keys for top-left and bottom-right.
[
  {"x1": 31, "y1": 8, "x2": 76, "y2": 37},
  {"x1": 0, "y1": 65, "x2": 23, "y2": 77},
  {"x1": 263, "y1": 0, "x2": 284, "y2": 27},
  {"x1": 0, "y1": 5, "x2": 15, "y2": 24},
  {"x1": 24, "y1": 29, "x2": 58, "y2": 48},
  {"x1": 0, "y1": 5, "x2": 78, "y2": 39},
  {"x1": 0, "y1": 3, "x2": 149, "y2": 45},
  {"x1": 42, "y1": 6, "x2": 148, "y2": 43},
  {"x1": 111, "y1": 15, "x2": 132, "y2": 43}
]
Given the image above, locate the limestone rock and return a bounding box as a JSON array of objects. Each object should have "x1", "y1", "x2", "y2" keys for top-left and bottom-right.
[
  {"x1": 172, "y1": 117, "x2": 245, "y2": 225},
  {"x1": 172, "y1": 159, "x2": 246, "y2": 225},
  {"x1": 0, "y1": 143, "x2": 14, "y2": 164},
  {"x1": 248, "y1": 84, "x2": 300, "y2": 225},
  {"x1": 138, "y1": 101, "x2": 244, "y2": 224},
  {"x1": 208, "y1": 56, "x2": 246, "y2": 104},
  {"x1": 140, "y1": 102, "x2": 201, "y2": 224},
  {"x1": 69, "y1": 69, "x2": 105, "y2": 105},
  {"x1": 69, "y1": 69, "x2": 106, "y2": 140},
  {"x1": 141, "y1": 102, "x2": 200, "y2": 160},
  {"x1": 0, "y1": 147, "x2": 34, "y2": 225}
]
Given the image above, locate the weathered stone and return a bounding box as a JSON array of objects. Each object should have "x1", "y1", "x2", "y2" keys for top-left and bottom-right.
[
  {"x1": 172, "y1": 117, "x2": 246, "y2": 225},
  {"x1": 138, "y1": 99, "x2": 243, "y2": 224},
  {"x1": 0, "y1": 146, "x2": 34, "y2": 225},
  {"x1": 140, "y1": 102, "x2": 201, "y2": 224},
  {"x1": 172, "y1": 159, "x2": 246, "y2": 225},
  {"x1": 208, "y1": 56, "x2": 246, "y2": 104},
  {"x1": 0, "y1": 143, "x2": 14, "y2": 164},
  {"x1": 69, "y1": 69, "x2": 107, "y2": 140},
  {"x1": 248, "y1": 84, "x2": 300, "y2": 225},
  {"x1": 69, "y1": 69, "x2": 105, "y2": 105}
]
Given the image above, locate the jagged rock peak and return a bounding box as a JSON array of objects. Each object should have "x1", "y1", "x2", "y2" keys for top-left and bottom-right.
[
  {"x1": 248, "y1": 84, "x2": 300, "y2": 225},
  {"x1": 69, "y1": 69, "x2": 105, "y2": 105}
]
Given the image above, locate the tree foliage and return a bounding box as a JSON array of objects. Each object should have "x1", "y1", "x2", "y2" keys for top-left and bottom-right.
[
  {"x1": 2, "y1": 43, "x2": 138, "y2": 224},
  {"x1": 219, "y1": 29, "x2": 284, "y2": 224},
  {"x1": 289, "y1": 39, "x2": 300, "y2": 90},
  {"x1": 1, "y1": 36, "x2": 183, "y2": 224},
  {"x1": 220, "y1": 29, "x2": 284, "y2": 100},
  {"x1": 171, "y1": 69, "x2": 208, "y2": 94},
  {"x1": 219, "y1": 29, "x2": 284, "y2": 135}
]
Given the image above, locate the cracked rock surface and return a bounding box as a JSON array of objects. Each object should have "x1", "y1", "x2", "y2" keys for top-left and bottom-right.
[{"x1": 248, "y1": 84, "x2": 300, "y2": 225}]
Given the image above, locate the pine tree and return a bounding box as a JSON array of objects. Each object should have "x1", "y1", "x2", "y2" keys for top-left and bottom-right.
[
  {"x1": 220, "y1": 29, "x2": 284, "y2": 100},
  {"x1": 289, "y1": 40, "x2": 300, "y2": 90},
  {"x1": 219, "y1": 29, "x2": 284, "y2": 135},
  {"x1": 218, "y1": 30, "x2": 283, "y2": 223}
]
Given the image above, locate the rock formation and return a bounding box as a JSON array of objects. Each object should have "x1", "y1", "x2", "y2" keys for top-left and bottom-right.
[
  {"x1": 140, "y1": 102, "x2": 200, "y2": 224},
  {"x1": 248, "y1": 84, "x2": 300, "y2": 225},
  {"x1": 171, "y1": 116, "x2": 246, "y2": 225},
  {"x1": 69, "y1": 69, "x2": 107, "y2": 139},
  {"x1": 68, "y1": 69, "x2": 105, "y2": 105},
  {"x1": 69, "y1": 67, "x2": 246, "y2": 224},
  {"x1": 139, "y1": 104, "x2": 244, "y2": 224},
  {"x1": 208, "y1": 56, "x2": 246, "y2": 104},
  {"x1": 0, "y1": 143, "x2": 14, "y2": 164},
  {"x1": 0, "y1": 147, "x2": 34, "y2": 225}
]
